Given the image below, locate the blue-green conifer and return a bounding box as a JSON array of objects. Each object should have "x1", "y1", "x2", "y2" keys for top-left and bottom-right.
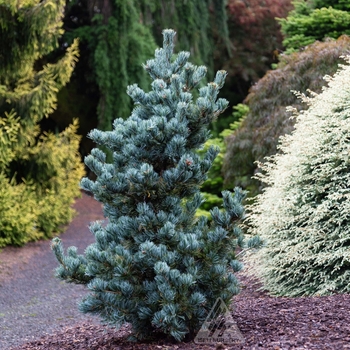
[{"x1": 52, "y1": 29, "x2": 256, "y2": 341}]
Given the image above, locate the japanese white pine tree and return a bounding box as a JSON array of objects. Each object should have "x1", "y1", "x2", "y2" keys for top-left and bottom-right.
[
  {"x1": 247, "y1": 56, "x2": 350, "y2": 297},
  {"x1": 52, "y1": 29, "x2": 259, "y2": 341}
]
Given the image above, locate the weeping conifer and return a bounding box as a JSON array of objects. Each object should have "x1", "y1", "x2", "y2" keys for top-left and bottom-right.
[
  {"x1": 62, "y1": 0, "x2": 229, "y2": 132},
  {"x1": 140, "y1": 0, "x2": 229, "y2": 74},
  {"x1": 63, "y1": 0, "x2": 156, "y2": 131}
]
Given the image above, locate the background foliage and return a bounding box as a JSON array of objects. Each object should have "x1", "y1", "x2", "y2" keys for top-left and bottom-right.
[
  {"x1": 223, "y1": 36, "x2": 350, "y2": 197},
  {"x1": 198, "y1": 103, "x2": 249, "y2": 217},
  {"x1": 215, "y1": 0, "x2": 292, "y2": 127},
  {"x1": 64, "y1": 0, "x2": 157, "y2": 131},
  {"x1": 48, "y1": 0, "x2": 291, "y2": 146},
  {"x1": 56, "y1": 0, "x2": 230, "y2": 137}
]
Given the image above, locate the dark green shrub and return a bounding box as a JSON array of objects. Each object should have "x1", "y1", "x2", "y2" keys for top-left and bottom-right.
[{"x1": 279, "y1": 0, "x2": 350, "y2": 52}]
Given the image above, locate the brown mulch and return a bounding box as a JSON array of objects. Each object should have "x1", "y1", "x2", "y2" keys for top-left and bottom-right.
[{"x1": 3, "y1": 192, "x2": 350, "y2": 350}]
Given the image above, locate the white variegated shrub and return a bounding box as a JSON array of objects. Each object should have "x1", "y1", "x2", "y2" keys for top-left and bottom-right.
[{"x1": 247, "y1": 57, "x2": 350, "y2": 297}]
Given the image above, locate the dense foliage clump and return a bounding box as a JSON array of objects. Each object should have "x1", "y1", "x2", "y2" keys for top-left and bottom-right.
[
  {"x1": 0, "y1": 0, "x2": 84, "y2": 247},
  {"x1": 52, "y1": 30, "x2": 260, "y2": 341},
  {"x1": 279, "y1": 0, "x2": 350, "y2": 52},
  {"x1": 247, "y1": 56, "x2": 350, "y2": 297}
]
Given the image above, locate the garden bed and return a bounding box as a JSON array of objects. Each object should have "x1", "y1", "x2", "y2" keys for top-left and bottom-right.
[
  {"x1": 11, "y1": 272, "x2": 350, "y2": 350},
  {"x1": 2, "y1": 193, "x2": 350, "y2": 350}
]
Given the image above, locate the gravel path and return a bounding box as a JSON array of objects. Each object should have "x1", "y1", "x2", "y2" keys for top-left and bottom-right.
[{"x1": 0, "y1": 192, "x2": 104, "y2": 350}]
